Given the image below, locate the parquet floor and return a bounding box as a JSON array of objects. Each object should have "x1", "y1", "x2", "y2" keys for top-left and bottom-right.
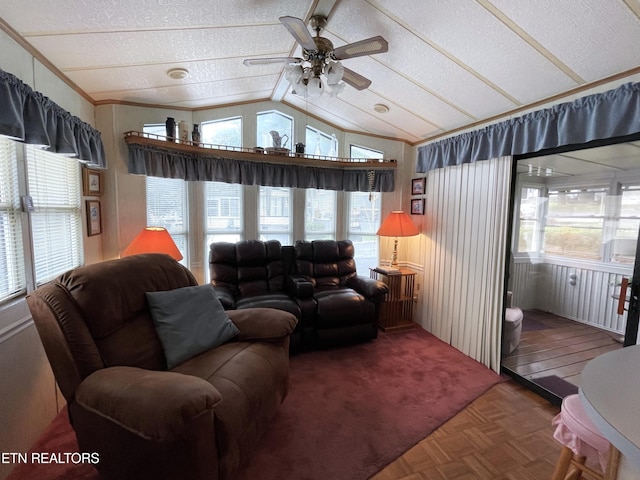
[
  {"x1": 371, "y1": 380, "x2": 602, "y2": 480},
  {"x1": 502, "y1": 310, "x2": 622, "y2": 387}
]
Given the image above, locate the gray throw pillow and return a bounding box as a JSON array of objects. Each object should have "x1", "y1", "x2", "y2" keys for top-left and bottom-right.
[{"x1": 146, "y1": 284, "x2": 239, "y2": 369}]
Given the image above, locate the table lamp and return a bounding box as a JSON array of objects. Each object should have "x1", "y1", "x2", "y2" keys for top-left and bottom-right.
[
  {"x1": 376, "y1": 211, "x2": 419, "y2": 269},
  {"x1": 121, "y1": 226, "x2": 183, "y2": 261}
]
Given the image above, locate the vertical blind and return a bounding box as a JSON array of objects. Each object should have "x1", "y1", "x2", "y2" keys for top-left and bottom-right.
[
  {"x1": 27, "y1": 146, "x2": 83, "y2": 285},
  {"x1": 422, "y1": 156, "x2": 512, "y2": 371}
]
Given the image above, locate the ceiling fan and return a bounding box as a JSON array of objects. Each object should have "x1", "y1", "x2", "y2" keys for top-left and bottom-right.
[{"x1": 243, "y1": 15, "x2": 388, "y2": 98}]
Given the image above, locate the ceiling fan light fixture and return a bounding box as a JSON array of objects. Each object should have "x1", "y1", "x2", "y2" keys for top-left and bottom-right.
[
  {"x1": 306, "y1": 76, "x2": 323, "y2": 98},
  {"x1": 167, "y1": 68, "x2": 189, "y2": 80},
  {"x1": 325, "y1": 61, "x2": 344, "y2": 85},
  {"x1": 374, "y1": 103, "x2": 390, "y2": 114}
]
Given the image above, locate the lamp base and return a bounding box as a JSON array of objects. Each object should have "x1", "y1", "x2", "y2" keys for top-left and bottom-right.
[{"x1": 389, "y1": 238, "x2": 399, "y2": 268}]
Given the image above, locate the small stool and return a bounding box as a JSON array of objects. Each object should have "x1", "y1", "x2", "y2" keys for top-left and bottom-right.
[{"x1": 551, "y1": 394, "x2": 619, "y2": 480}]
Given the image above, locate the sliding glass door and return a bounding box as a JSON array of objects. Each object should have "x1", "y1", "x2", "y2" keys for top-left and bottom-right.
[{"x1": 502, "y1": 140, "x2": 640, "y2": 402}]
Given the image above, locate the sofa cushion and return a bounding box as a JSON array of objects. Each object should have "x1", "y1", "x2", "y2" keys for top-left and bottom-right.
[
  {"x1": 235, "y1": 293, "x2": 302, "y2": 319},
  {"x1": 146, "y1": 284, "x2": 240, "y2": 369},
  {"x1": 171, "y1": 340, "x2": 290, "y2": 478}
]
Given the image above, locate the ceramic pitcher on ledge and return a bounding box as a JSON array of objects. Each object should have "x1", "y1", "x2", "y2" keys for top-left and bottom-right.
[{"x1": 270, "y1": 130, "x2": 289, "y2": 149}]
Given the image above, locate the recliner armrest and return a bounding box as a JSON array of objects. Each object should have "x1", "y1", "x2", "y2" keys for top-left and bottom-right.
[
  {"x1": 228, "y1": 307, "x2": 298, "y2": 341},
  {"x1": 75, "y1": 366, "x2": 221, "y2": 440},
  {"x1": 285, "y1": 275, "x2": 314, "y2": 298},
  {"x1": 212, "y1": 284, "x2": 236, "y2": 309},
  {"x1": 346, "y1": 275, "x2": 388, "y2": 299}
]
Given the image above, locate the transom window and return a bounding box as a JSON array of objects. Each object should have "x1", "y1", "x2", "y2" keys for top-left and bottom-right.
[
  {"x1": 257, "y1": 111, "x2": 293, "y2": 149},
  {"x1": 306, "y1": 125, "x2": 337, "y2": 157},
  {"x1": 201, "y1": 117, "x2": 242, "y2": 147}
]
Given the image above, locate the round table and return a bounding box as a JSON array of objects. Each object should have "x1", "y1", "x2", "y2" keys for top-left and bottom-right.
[{"x1": 579, "y1": 345, "x2": 640, "y2": 478}]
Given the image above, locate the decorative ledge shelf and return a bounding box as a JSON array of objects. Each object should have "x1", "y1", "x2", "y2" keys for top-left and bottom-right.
[{"x1": 124, "y1": 131, "x2": 397, "y2": 170}]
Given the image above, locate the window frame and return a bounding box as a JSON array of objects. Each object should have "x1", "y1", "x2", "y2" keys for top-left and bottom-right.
[{"x1": 0, "y1": 136, "x2": 84, "y2": 306}]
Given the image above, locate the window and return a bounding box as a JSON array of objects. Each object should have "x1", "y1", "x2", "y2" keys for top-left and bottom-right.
[
  {"x1": 146, "y1": 176, "x2": 188, "y2": 262},
  {"x1": 28, "y1": 147, "x2": 83, "y2": 284},
  {"x1": 205, "y1": 181, "x2": 243, "y2": 244},
  {"x1": 612, "y1": 185, "x2": 640, "y2": 264},
  {"x1": 543, "y1": 187, "x2": 606, "y2": 260},
  {"x1": 259, "y1": 186, "x2": 292, "y2": 244},
  {"x1": 305, "y1": 189, "x2": 336, "y2": 240},
  {"x1": 0, "y1": 138, "x2": 25, "y2": 301},
  {"x1": 306, "y1": 125, "x2": 337, "y2": 157},
  {"x1": 517, "y1": 187, "x2": 542, "y2": 253},
  {"x1": 348, "y1": 145, "x2": 383, "y2": 273},
  {"x1": 351, "y1": 144, "x2": 381, "y2": 160},
  {"x1": 257, "y1": 111, "x2": 293, "y2": 149},
  {"x1": 201, "y1": 117, "x2": 242, "y2": 147},
  {"x1": 0, "y1": 136, "x2": 83, "y2": 303},
  {"x1": 144, "y1": 125, "x2": 189, "y2": 262}
]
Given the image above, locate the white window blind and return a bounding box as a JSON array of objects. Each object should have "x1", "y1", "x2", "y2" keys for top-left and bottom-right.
[
  {"x1": 27, "y1": 146, "x2": 83, "y2": 285},
  {"x1": 0, "y1": 137, "x2": 26, "y2": 301},
  {"x1": 146, "y1": 176, "x2": 188, "y2": 261},
  {"x1": 205, "y1": 181, "x2": 242, "y2": 244},
  {"x1": 305, "y1": 189, "x2": 336, "y2": 240},
  {"x1": 259, "y1": 186, "x2": 292, "y2": 244},
  {"x1": 348, "y1": 145, "x2": 383, "y2": 273}
]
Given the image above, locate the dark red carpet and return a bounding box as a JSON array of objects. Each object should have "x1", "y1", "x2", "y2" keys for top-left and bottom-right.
[{"x1": 8, "y1": 328, "x2": 503, "y2": 480}]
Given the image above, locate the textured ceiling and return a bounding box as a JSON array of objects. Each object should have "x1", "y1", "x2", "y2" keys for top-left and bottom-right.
[{"x1": 2, "y1": 0, "x2": 640, "y2": 145}]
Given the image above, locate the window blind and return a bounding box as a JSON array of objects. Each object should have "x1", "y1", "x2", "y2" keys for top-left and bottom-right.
[
  {"x1": 0, "y1": 137, "x2": 26, "y2": 301},
  {"x1": 146, "y1": 176, "x2": 188, "y2": 260},
  {"x1": 27, "y1": 146, "x2": 83, "y2": 285}
]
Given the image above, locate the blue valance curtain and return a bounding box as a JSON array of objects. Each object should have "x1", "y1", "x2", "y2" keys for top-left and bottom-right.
[
  {"x1": 417, "y1": 82, "x2": 640, "y2": 173},
  {"x1": 0, "y1": 69, "x2": 106, "y2": 168},
  {"x1": 128, "y1": 143, "x2": 395, "y2": 192}
]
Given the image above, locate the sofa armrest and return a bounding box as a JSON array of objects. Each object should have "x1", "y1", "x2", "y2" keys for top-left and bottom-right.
[
  {"x1": 212, "y1": 284, "x2": 236, "y2": 309},
  {"x1": 346, "y1": 275, "x2": 389, "y2": 299},
  {"x1": 75, "y1": 366, "x2": 221, "y2": 439},
  {"x1": 285, "y1": 275, "x2": 314, "y2": 299},
  {"x1": 227, "y1": 307, "x2": 298, "y2": 341}
]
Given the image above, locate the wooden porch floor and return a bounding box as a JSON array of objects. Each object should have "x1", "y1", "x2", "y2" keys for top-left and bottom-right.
[{"x1": 502, "y1": 310, "x2": 623, "y2": 387}]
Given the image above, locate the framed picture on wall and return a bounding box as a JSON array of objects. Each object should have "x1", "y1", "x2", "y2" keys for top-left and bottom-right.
[
  {"x1": 86, "y1": 200, "x2": 102, "y2": 236},
  {"x1": 411, "y1": 198, "x2": 425, "y2": 215},
  {"x1": 83, "y1": 168, "x2": 103, "y2": 196},
  {"x1": 411, "y1": 177, "x2": 425, "y2": 195}
]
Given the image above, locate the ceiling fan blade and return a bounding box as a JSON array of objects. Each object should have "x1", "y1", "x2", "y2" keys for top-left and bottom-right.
[
  {"x1": 243, "y1": 57, "x2": 303, "y2": 66},
  {"x1": 279, "y1": 16, "x2": 317, "y2": 52},
  {"x1": 333, "y1": 36, "x2": 389, "y2": 60},
  {"x1": 341, "y1": 67, "x2": 372, "y2": 90}
]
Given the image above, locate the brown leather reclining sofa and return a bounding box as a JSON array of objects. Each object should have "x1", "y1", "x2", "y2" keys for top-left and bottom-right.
[
  {"x1": 26, "y1": 253, "x2": 297, "y2": 480},
  {"x1": 209, "y1": 239, "x2": 388, "y2": 350}
]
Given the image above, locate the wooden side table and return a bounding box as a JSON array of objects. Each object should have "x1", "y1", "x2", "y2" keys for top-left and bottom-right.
[{"x1": 369, "y1": 267, "x2": 416, "y2": 331}]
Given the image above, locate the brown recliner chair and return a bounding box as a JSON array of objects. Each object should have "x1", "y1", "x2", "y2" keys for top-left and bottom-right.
[
  {"x1": 294, "y1": 239, "x2": 388, "y2": 347},
  {"x1": 26, "y1": 253, "x2": 297, "y2": 480}
]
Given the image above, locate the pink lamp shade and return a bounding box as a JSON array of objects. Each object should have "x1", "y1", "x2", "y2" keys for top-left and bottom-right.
[
  {"x1": 376, "y1": 211, "x2": 419, "y2": 268},
  {"x1": 377, "y1": 211, "x2": 420, "y2": 237},
  {"x1": 121, "y1": 227, "x2": 183, "y2": 261}
]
